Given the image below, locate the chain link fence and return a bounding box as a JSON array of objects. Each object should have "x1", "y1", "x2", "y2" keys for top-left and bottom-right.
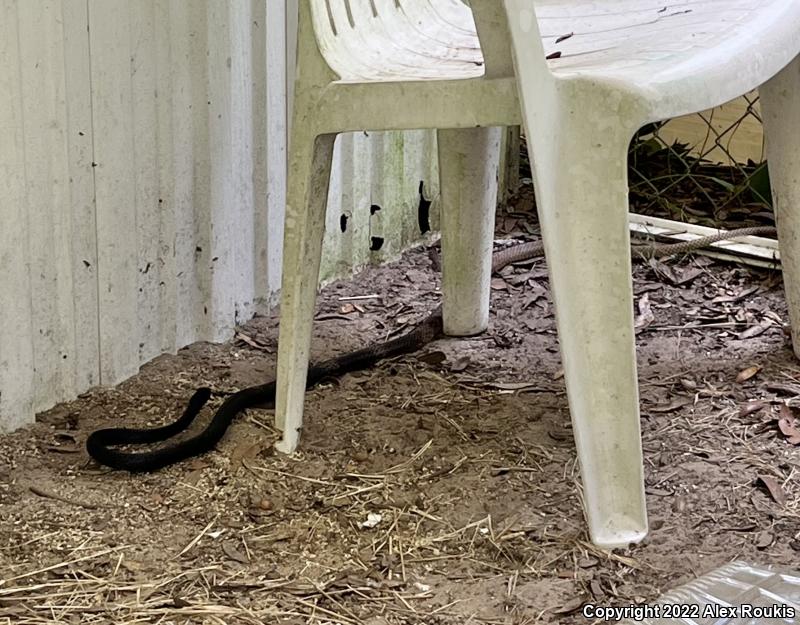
[
  {"x1": 628, "y1": 92, "x2": 773, "y2": 229},
  {"x1": 516, "y1": 93, "x2": 773, "y2": 232}
]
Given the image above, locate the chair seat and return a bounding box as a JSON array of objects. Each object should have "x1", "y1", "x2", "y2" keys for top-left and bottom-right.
[
  {"x1": 539, "y1": 0, "x2": 800, "y2": 116},
  {"x1": 312, "y1": 0, "x2": 485, "y2": 82},
  {"x1": 315, "y1": 0, "x2": 800, "y2": 117}
]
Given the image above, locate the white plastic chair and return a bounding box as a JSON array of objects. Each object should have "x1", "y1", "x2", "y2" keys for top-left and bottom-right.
[{"x1": 275, "y1": 0, "x2": 800, "y2": 548}]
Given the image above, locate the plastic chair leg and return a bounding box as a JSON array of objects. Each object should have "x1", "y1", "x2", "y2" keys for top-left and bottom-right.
[
  {"x1": 761, "y1": 55, "x2": 800, "y2": 357},
  {"x1": 530, "y1": 112, "x2": 647, "y2": 548},
  {"x1": 274, "y1": 132, "x2": 337, "y2": 454},
  {"x1": 438, "y1": 127, "x2": 502, "y2": 336}
]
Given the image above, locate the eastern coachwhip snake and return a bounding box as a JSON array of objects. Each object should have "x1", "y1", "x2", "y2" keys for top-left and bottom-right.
[{"x1": 86, "y1": 226, "x2": 776, "y2": 472}]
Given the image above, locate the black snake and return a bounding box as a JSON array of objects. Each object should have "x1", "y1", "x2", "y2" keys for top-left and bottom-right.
[{"x1": 86, "y1": 227, "x2": 776, "y2": 472}]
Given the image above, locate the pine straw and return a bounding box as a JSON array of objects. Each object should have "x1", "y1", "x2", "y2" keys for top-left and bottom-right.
[
  {"x1": 3, "y1": 355, "x2": 799, "y2": 624},
  {"x1": 1, "y1": 378, "x2": 616, "y2": 625},
  {"x1": 0, "y1": 472, "x2": 588, "y2": 625},
  {"x1": 0, "y1": 540, "x2": 597, "y2": 625},
  {"x1": 3, "y1": 242, "x2": 800, "y2": 624}
]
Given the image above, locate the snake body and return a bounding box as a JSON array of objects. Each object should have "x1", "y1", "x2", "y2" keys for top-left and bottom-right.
[{"x1": 86, "y1": 227, "x2": 776, "y2": 472}]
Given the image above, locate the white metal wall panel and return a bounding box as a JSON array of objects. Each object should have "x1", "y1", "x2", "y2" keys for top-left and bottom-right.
[
  {"x1": 319, "y1": 129, "x2": 440, "y2": 283},
  {"x1": 0, "y1": 0, "x2": 441, "y2": 432},
  {"x1": 1, "y1": 0, "x2": 36, "y2": 431},
  {"x1": 88, "y1": 0, "x2": 141, "y2": 386}
]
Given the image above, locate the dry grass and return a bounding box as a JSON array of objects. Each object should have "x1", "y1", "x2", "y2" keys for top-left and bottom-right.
[{"x1": 2, "y1": 215, "x2": 799, "y2": 624}]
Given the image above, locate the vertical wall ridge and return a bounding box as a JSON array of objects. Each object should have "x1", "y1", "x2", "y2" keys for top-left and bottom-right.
[
  {"x1": 63, "y1": 0, "x2": 100, "y2": 395},
  {"x1": 0, "y1": 0, "x2": 35, "y2": 431}
]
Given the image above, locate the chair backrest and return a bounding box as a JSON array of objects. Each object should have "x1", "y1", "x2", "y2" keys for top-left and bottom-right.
[
  {"x1": 307, "y1": 0, "x2": 519, "y2": 80},
  {"x1": 500, "y1": 0, "x2": 553, "y2": 94}
]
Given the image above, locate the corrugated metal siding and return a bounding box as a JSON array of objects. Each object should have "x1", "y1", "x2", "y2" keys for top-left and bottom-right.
[
  {"x1": 0, "y1": 0, "x2": 442, "y2": 432},
  {"x1": 0, "y1": 1, "x2": 761, "y2": 433},
  {"x1": 320, "y1": 129, "x2": 441, "y2": 283}
]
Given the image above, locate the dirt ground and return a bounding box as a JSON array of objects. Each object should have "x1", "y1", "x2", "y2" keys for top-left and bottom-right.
[{"x1": 1, "y1": 198, "x2": 799, "y2": 625}]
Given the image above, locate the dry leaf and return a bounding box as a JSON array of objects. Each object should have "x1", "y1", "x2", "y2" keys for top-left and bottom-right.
[
  {"x1": 552, "y1": 595, "x2": 587, "y2": 615},
  {"x1": 634, "y1": 293, "x2": 655, "y2": 331},
  {"x1": 501, "y1": 217, "x2": 519, "y2": 233},
  {"x1": 548, "y1": 427, "x2": 571, "y2": 442},
  {"x1": 44, "y1": 444, "x2": 81, "y2": 454},
  {"x1": 771, "y1": 382, "x2": 800, "y2": 397},
  {"x1": 54, "y1": 430, "x2": 78, "y2": 443},
  {"x1": 735, "y1": 365, "x2": 761, "y2": 383},
  {"x1": 672, "y1": 266, "x2": 703, "y2": 286},
  {"x1": 506, "y1": 272, "x2": 531, "y2": 287},
  {"x1": 230, "y1": 440, "x2": 265, "y2": 469},
  {"x1": 737, "y1": 319, "x2": 773, "y2": 340},
  {"x1": 524, "y1": 317, "x2": 549, "y2": 332},
  {"x1": 405, "y1": 269, "x2": 428, "y2": 283},
  {"x1": 485, "y1": 381, "x2": 544, "y2": 392},
  {"x1": 235, "y1": 331, "x2": 272, "y2": 351},
  {"x1": 649, "y1": 397, "x2": 693, "y2": 413},
  {"x1": 222, "y1": 541, "x2": 250, "y2": 564},
  {"x1": 672, "y1": 496, "x2": 687, "y2": 513},
  {"x1": 183, "y1": 468, "x2": 206, "y2": 486},
  {"x1": 339, "y1": 303, "x2": 356, "y2": 314},
  {"x1": 418, "y1": 351, "x2": 447, "y2": 366},
  {"x1": 756, "y1": 475, "x2": 787, "y2": 505},
  {"x1": 188, "y1": 459, "x2": 211, "y2": 470},
  {"x1": 711, "y1": 285, "x2": 759, "y2": 303},
  {"x1": 316, "y1": 313, "x2": 356, "y2": 322},
  {"x1": 490, "y1": 277, "x2": 508, "y2": 291},
  {"x1": 755, "y1": 531, "x2": 774, "y2": 549},
  {"x1": 645, "y1": 487, "x2": 674, "y2": 497},
  {"x1": 777, "y1": 415, "x2": 800, "y2": 445},
  {"x1": 450, "y1": 355, "x2": 471, "y2": 372},
  {"x1": 738, "y1": 401, "x2": 766, "y2": 418}
]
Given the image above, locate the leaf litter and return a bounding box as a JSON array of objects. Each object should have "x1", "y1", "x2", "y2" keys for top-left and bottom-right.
[{"x1": 0, "y1": 203, "x2": 799, "y2": 624}]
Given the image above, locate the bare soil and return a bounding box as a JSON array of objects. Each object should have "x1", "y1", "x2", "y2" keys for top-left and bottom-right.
[{"x1": 1, "y1": 202, "x2": 799, "y2": 625}]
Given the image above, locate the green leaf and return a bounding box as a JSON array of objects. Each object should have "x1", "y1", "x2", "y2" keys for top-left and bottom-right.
[
  {"x1": 747, "y1": 162, "x2": 772, "y2": 206},
  {"x1": 708, "y1": 176, "x2": 735, "y2": 192}
]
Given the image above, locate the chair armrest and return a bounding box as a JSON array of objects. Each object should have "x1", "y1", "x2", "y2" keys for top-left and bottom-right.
[{"x1": 502, "y1": 0, "x2": 552, "y2": 85}]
